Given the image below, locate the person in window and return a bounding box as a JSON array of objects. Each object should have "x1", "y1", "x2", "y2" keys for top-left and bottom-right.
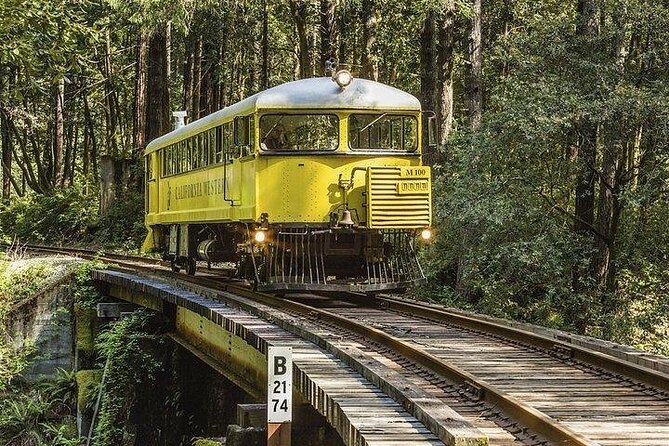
[{"x1": 262, "y1": 124, "x2": 290, "y2": 150}]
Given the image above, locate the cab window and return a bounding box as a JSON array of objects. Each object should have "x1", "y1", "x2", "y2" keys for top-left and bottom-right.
[
  {"x1": 259, "y1": 114, "x2": 339, "y2": 152},
  {"x1": 348, "y1": 114, "x2": 417, "y2": 152}
]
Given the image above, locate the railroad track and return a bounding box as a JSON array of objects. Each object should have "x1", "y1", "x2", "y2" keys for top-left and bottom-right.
[{"x1": 11, "y1": 244, "x2": 669, "y2": 445}]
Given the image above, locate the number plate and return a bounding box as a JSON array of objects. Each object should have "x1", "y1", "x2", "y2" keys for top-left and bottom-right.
[
  {"x1": 396, "y1": 180, "x2": 429, "y2": 195},
  {"x1": 267, "y1": 346, "x2": 292, "y2": 423},
  {"x1": 400, "y1": 167, "x2": 429, "y2": 178}
]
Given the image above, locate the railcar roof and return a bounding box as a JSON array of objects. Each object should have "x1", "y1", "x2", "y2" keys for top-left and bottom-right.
[{"x1": 145, "y1": 77, "x2": 421, "y2": 155}]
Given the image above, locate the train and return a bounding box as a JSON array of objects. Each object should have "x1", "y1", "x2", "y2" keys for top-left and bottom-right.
[{"x1": 142, "y1": 69, "x2": 434, "y2": 293}]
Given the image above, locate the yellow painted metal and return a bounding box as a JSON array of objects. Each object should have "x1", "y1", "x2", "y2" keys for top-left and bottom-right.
[
  {"x1": 104, "y1": 281, "x2": 268, "y2": 397},
  {"x1": 175, "y1": 306, "x2": 267, "y2": 396},
  {"x1": 143, "y1": 105, "x2": 432, "y2": 252},
  {"x1": 255, "y1": 155, "x2": 420, "y2": 224},
  {"x1": 367, "y1": 166, "x2": 432, "y2": 228},
  {"x1": 107, "y1": 283, "x2": 163, "y2": 312}
]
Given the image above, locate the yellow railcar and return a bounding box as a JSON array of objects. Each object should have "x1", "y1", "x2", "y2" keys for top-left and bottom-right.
[{"x1": 143, "y1": 71, "x2": 433, "y2": 293}]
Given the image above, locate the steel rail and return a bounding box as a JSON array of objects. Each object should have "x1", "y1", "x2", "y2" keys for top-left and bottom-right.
[
  {"x1": 210, "y1": 287, "x2": 596, "y2": 446},
  {"x1": 12, "y1": 244, "x2": 666, "y2": 445},
  {"x1": 376, "y1": 295, "x2": 669, "y2": 394}
]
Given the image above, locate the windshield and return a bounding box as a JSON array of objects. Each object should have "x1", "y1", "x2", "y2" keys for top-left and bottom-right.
[
  {"x1": 348, "y1": 114, "x2": 418, "y2": 152},
  {"x1": 260, "y1": 114, "x2": 339, "y2": 151}
]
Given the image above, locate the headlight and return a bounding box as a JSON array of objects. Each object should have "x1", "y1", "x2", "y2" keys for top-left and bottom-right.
[
  {"x1": 420, "y1": 228, "x2": 432, "y2": 241},
  {"x1": 254, "y1": 230, "x2": 266, "y2": 243},
  {"x1": 334, "y1": 69, "x2": 353, "y2": 88}
]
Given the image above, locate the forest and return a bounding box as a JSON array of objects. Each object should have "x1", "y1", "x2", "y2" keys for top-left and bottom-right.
[{"x1": 0, "y1": 0, "x2": 668, "y2": 354}]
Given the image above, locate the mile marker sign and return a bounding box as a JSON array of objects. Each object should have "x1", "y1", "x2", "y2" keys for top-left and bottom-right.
[{"x1": 268, "y1": 346, "x2": 292, "y2": 423}]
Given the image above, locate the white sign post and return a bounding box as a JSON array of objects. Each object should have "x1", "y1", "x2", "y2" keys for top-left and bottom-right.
[{"x1": 267, "y1": 346, "x2": 292, "y2": 446}]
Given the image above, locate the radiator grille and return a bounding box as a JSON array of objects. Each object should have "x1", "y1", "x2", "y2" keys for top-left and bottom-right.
[{"x1": 367, "y1": 166, "x2": 431, "y2": 228}]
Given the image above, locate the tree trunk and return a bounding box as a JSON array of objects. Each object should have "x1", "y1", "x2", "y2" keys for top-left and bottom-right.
[
  {"x1": 191, "y1": 36, "x2": 203, "y2": 120},
  {"x1": 437, "y1": 4, "x2": 456, "y2": 144},
  {"x1": 320, "y1": 0, "x2": 337, "y2": 72},
  {"x1": 63, "y1": 87, "x2": 75, "y2": 188},
  {"x1": 1, "y1": 107, "x2": 13, "y2": 202},
  {"x1": 0, "y1": 67, "x2": 13, "y2": 200},
  {"x1": 82, "y1": 93, "x2": 98, "y2": 179},
  {"x1": 465, "y1": 0, "x2": 482, "y2": 129},
  {"x1": 572, "y1": 0, "x2": 598, "y2": 292},
  {"x1": 183, "y1": 32, "x2": 194, "y2": 119},
  {"x1": 201, "y1": 38, "x2": 215, "y2": 116},
  {"x1": 53, "y1": 78, "x2": 65, "y2": 188},
  {"x1": 420, "y1": 10, "x2": 437, "y2": 160},
  {"x1": 291, "y1": 0, "x2": 312, "y2": 79},
  {"x1": 596, "y1": 144, "x2": 623, "y2": 294},
  {"x1": 133, "y1": 31, "x2": 148, "y2": 158},
  {"x1": 595, "y1": 4, "x2": 628, "y2": 296},
  {"x1": 102, "y1": 29, "x2": 119, "y2": 158},
  {"x1": 99, "y1": 155, "x2": 115, "y2": 215},
  {"x1": 360, "y1": 0, "x2": 379, "y2": 81},
  {"x1": 146, "y1": 25, "x2": 171, "y2": 143},
  {"x1": 261, "y1": 0, "x2": 270, "y2": 89},
  {"x1": 166, "y1": 21, "x2": 172, "y2": 86}
]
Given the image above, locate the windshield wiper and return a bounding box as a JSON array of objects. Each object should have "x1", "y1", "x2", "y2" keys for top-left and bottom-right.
[
  {"x1": 359, "y1": 113, "x2": 387, "y2": 133},
  {"x1": 262, "y1": 114, "x2": 286, "y2": 141}
]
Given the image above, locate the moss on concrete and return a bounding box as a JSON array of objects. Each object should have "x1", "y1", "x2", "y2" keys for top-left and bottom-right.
[
  {"x1": 193, "y1": 439, "x2": 224, "y2": 446},
  {"x1": 76, "y1": 369, "x2": 102, "y2": 414},
  {"x1": 75, "y1": 303, "x2": 96, "y2": 354}
]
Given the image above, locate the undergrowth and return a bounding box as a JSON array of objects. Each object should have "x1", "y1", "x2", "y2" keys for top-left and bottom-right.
[{"x1": 0, "y1": 186, "x2": 145, "y2": 252}]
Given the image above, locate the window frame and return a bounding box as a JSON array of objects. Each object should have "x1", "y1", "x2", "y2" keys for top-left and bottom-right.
[
  {"x1": 234, "y1": 115, "x2": 251, "y2": 147},
  {"x1": 347, "y1": 113, "x2": 419, "y2": 153},
  {"x1": 258, "y1": 113, "x2": 340, "y2": 153}
]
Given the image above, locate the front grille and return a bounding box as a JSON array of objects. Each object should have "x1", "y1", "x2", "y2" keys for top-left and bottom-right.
[{"x1": 367, "y1": 166, "x2": 431, "y2": 228}]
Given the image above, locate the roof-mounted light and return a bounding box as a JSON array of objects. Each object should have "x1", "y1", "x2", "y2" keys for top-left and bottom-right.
[{"x1": 333, "y1": 69, "x2": 353, "y2": 89}]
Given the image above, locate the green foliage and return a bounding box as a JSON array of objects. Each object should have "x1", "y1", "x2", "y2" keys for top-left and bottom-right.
[
  {"x1": 95, "y1": 190, "x2": 147, "y2": 251},
  {"x1": 0, "y1": 187, "x2": 146, "y2": 252},
  {"x1": 72, "y1": 260, "x2": 106, "y2": 311},
  {"x1": 93, "y1": 310, "x2": 167, "y2": 446},
  {"x1": 0, "y1": 259, "x2": 57, "y2": 318},
  {"x1": 0, "y1": 370, "x2": 80, "y2": 446},
  {"x1": 0, "y1": 340, "x2": 35, "y2": 392},
  {"x1": 423, "y1": 131, "x2": 595, "y2": 331},
  {"x1": 76, "y1": 369, "x2": 103, "y2": 417},
  {"x1": 192, "y1": 439, "x2": 223, "y2": 446},
  {"x1": 0, "y1": 257, "x2": 66, "y2": 390},
  {"x1": 422, "y1": 0, "x2": 669, "y2": 354},
  {"x1": 0, "y1": 186, "x2": 98, "y2": 245}
]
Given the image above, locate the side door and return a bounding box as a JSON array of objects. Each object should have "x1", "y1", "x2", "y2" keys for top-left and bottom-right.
[
  {"x1": 228, "y1": 115, "x2": 253, "y2": 204},
  {"x1": 146, "y1": 152, "x2": 159, "y2": 215},
  {"x1": 222, "y1": 121, "x2": 241, "y2": 205}
]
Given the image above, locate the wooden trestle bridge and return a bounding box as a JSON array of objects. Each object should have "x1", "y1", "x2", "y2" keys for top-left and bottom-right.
[{"x1": 22, "y1": 246, "x2": 669, "y2": 446}]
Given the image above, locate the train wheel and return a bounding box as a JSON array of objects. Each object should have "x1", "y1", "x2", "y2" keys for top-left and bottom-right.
[{"x1": 186, "y1": 258, "x2": 197, "y2": 276}]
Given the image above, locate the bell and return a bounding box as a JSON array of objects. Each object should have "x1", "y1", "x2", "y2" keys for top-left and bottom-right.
[{"x1": 338, "y1": 209, "x2": 354, "y2": 227}]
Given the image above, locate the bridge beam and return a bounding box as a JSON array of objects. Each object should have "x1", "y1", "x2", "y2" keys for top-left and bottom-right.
[{"x1": 93, "y1": 270, "x2": 452, "y2": 446}]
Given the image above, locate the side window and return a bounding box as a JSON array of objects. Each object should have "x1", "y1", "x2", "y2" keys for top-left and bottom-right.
[
  {"x1": 223, "y1": 122, "x2": 234, "y2": 160},
  {"x1": 208, "y1": 129, "x2": 216, "y2": 165},
  {"x1": 190, "y1": 137, "x2": 196, "y2": 171},
  {"x1": 248, "y1": 115, "x2": 255, "y2": 154},
  {"x1": 186, "y1": 138, "x2": 193, "y2": 172},
  {"x1": 170, "y1": 145, "x2": 175, "y2": 175},
  {"x1": 200, "y1": 133, "x2": 208, "y2": 167},
  {"x1": 215, "y1": 126, "x2": 224, "y2": 163},
  {"x1": 146, "y1": 155, "x2": 153, "y2": 181},
  {"x1": 179, "y1": 141, "x2": 186, "y2": 174},
  {"x1": 165, "y1": 146, "x2": 172, "y2": 176},
  {"x1": 234, "y1": 116, "x2": 250, "y2": 147},
  {"x1": 196, "y1": 134, "x2": 204, "y2": 169}
]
